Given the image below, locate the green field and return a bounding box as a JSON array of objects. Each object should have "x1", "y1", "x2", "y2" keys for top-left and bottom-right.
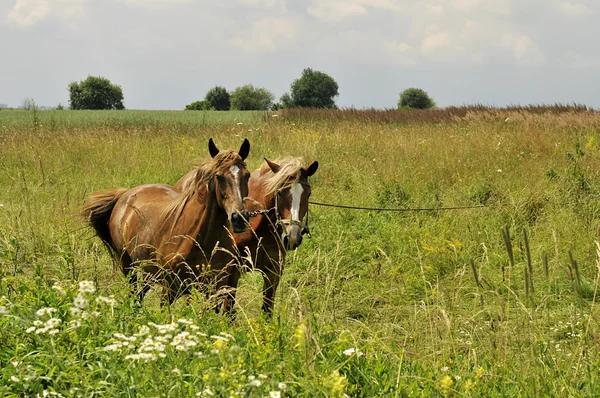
[{"x1": 1, "y1": 108, "x2": 600, "y2": 396}]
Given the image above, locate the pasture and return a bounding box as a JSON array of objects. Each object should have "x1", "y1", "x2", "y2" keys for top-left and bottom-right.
[{"x1": 1, "y1": 107, "x2": 600, "y2": 396}]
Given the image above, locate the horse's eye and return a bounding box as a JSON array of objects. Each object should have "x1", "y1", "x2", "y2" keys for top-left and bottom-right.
[{"x1": 216, "y1": 174, "x2": 225, "y2": 181}]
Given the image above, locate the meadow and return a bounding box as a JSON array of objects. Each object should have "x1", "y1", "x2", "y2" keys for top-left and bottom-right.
[{"x1": 1, "y1": 107, "x2": 600, "y2": 396}]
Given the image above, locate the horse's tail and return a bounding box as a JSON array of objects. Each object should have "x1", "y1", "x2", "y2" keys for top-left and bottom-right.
[{"x1": 81, "y1": 188, "x2": 128, "y2": 260}]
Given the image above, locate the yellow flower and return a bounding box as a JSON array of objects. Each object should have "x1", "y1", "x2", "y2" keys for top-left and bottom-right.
[
  {"x1": 293, "y1": 324, "x2": 307, "y2": 350},
  {"x1": 213, "y1": 338, "x2": 226, "y2": 351},
  {"x1": 586, "y1": 136, "x2": 596, "y2": 151},
  {"x1": 324, "y1": 370, "x2": 347, "y2": 398},
  {"x1": 475, "y1": 367, "x2": 484, "y2": 379},
  {"x1": 440, "y1": 375, "x2": 454, "y2": 397}
]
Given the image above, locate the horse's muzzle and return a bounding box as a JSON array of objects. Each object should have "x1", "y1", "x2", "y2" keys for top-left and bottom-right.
[
  {"x1": 282, "y1": 224, "x2": 303, "y2": 250},
  {"x1": 231, "y1": 212, "x2": 248, "y2": 233}
]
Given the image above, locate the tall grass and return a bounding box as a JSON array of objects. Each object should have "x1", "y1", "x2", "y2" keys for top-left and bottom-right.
[
  {"x1": 1, "y1": 109, "x2": 600, "y2": 396},
  {"x1": 276, "y1": 103, "x2": 598, "y2": 123}
]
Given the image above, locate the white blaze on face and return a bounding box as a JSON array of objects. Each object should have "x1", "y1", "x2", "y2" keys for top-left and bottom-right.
[
  {"x1": 290, "y1": 183, "x2": 304, "y2": 221},
  {"x1": 229, "y1": 165, "x2": 242, "y2": 213}
]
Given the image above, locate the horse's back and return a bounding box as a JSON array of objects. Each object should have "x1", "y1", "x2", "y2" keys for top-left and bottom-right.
[
  {"x1": 109, "y1": 184, "x2": 180, "y2": 259},
  {"x1": 173, "y1": 170, "x2": 197, "y2": 192}
]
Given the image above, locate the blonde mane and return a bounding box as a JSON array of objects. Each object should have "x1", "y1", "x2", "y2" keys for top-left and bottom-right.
[
  {"x1": 160, "y1": 150, "x2": 245, "y2": 232},
  {"x1": 262, "y1": 157, "x2": 306, "y2": 195}
]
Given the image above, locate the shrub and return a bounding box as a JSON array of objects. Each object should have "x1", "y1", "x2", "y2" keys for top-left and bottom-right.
[
  {"x1": 185, "y1": 100, "x2": 214, "y2": 111},
  {"x1": 230, "y1": 85, "x2": 274, "y2": 111},
  {"x1": 288, "y1": 68, "x2": 339, "y2": 109},
  {"x1": 68, "y1": 76, "x2": 125, "y2": 110},
  {"x1": 398, "y1": 88, "x2": 435, "y2": 110},
  {"x1": 204, "y1": 86, "x2": 230, "y2": 111}
]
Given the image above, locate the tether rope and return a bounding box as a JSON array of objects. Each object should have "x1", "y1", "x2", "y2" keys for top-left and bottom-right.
[{"x1": 308, "y1": 201, "x2": 487, "y2": 212}]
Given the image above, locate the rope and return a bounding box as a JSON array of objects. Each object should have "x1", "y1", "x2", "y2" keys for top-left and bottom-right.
[{"x1": 308, "y1": 201, "x2": 487, "y2": 212}]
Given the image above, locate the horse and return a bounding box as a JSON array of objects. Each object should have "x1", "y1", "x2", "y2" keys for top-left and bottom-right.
[
  {"x1": 175, "y1": 157, "x2": 318, "y2": 315},
  {"x1": 81, "y1": 138, "x2": 251, "y2": 312}
]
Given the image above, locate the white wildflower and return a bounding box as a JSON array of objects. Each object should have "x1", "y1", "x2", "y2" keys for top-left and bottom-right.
[
  {"x1": 68, "y1": 319, "x2": 81, "y2": 328},
  {"x1": 45, "y1": 318, "x2": 61, "y2": 328},
  {"x1": 172, "y1": 368, "x2": 181, "y2": 376},
  {"x1": 52, "y1": 283, "x2": 67, "y2": 296},
  {"x1": 270, "y1": 392, "x2": 281, "y2": 398},
  {"x1": 278, "y1": 382, "x2": 287, "y2": 390},
  {"x1": 0, "y1": 305, "x2": 9, "y2": 315},
  {"x1": 36, "y1": 307, "x2": 57, "y2": 317},
  {"x1": 125, "y1": 353, "x2": 157, "y2": 362},
  {"x1": 96, "y1": 296, "x2": 116, "y2": 306},
  {"x1": 10, "y1": 376, "x2": 19, "y2": 382},
  {"x1": 249, "y1": 379, "x2": 261, "y2": 387},
  {"x1": 136, "y1": 325, "x2": 150, "y2": 336},
  {"x1": 70, "y1": 307, "x2": 82, "y2": 317},
  {"x1": 73, "y1": 294, "x2": 88, "y2": 309},
  {"x1": 343, "y1": 347, "x2": 363, "y2": 357},
  {"x1": 441, "y1": 366, "x2": 449, "y2": 372},
  {"x1": 199, "y1": 388, "x2": 215, "y2": 396},
  {"x1": 78, "y1": 280, "x2": 96, "y2": 294}
]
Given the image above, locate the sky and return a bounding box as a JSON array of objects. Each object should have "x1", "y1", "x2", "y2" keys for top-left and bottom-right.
[{"x1": 1, "y1": 0, "x2": 598, "y2": 110}]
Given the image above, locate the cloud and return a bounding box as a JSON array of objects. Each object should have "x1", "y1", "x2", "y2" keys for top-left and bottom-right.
[
  {"x1": 238, "y1": 0, "x2": 286, "y2": 10},
  {"x1": 557, "y1": 1, "x2": 589, "y2": 17},
  {"x1": 425, "y1": 4, "x2": 444, "y2": 15},
  {"x1": 384, "y1": 40, "x2": 417, "y2": 66},
  {"x1": 120, "y1": 0, "x2": 192, "y2": 8},
  {"x1": 420, "y1": 31, "x2": 450, "y2": 55},
  {"x1": 307, "y1": 0, "x2": 401, "y2": 21},
  {"x1": 6, "y1": 0, "x2": 85, "y2": 27},
  {"x1": 229, "y1": 17, "x2": 296, "y2": 53},
  {"x1": 501, "y1": 33, "x2": 545, "y2": 65}
]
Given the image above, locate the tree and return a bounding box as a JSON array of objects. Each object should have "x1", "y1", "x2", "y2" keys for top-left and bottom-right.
[
  {"x1": 398, "y1": 88, "x2": 435, "y2": 110},
  {"x1": 288, "y1": 68, "x2": 339, "y2": 109},
  {"x1": 204, "y1": 86, "x2": 230, "y2": 111},
  {"x1": 271, "y1": 93, "x2": 292, "y2": 111},
  {"x1": 68, "y1": 76, "x2": 125, "y2": 110},
  {"x1": 185, "y1": 100, "x2": 214, "y2": 110},
  {"x1": 230, "y1": 85, "x2": 274, "y2": 111}
]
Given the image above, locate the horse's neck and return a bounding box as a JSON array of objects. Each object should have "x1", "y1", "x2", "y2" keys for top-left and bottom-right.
[
  {"x1": 169, "y1": 186, "x2": 230, "y2": 257},
  {"x1": 193, "y1": 188, "x2": 230, "y2": 247},
  {"x1": 250, "y1": 177, "x2": 278, "y2": 228}
]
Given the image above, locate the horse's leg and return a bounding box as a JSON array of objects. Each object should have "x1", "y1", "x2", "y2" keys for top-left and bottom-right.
[
  {"x1": 222, "y1": 265, "x2": 241, "y2": 318},
  {"x1": 121, "y1": 253, "x2": 150, "y2": 306},
  {"x1": 261, "y1": 265, "x2": 281, "y2": 317}
]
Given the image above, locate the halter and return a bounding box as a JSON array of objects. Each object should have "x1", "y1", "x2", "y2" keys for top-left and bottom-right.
[{"x1": 246, "y1": 186, "x2": 311, "y2": 237}]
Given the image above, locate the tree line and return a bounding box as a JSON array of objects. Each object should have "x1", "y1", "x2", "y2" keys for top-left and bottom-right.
[{"x1": 65, "y1": 68, "x2": 435, "y2": 111}]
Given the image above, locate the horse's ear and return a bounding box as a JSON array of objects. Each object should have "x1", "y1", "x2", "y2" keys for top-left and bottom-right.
[
  {"x1": 238, "y1": 138, "x2": 250, "y2": 160},
  {"x1": 305, "y1": 161, "x2": 319, "y2": 177},
  {"x1": 264, "y1": 158, "x2": 281, "y2": 173},
  {"x1": 208, "y1": 138, "x2": 220, "y2": 158}
]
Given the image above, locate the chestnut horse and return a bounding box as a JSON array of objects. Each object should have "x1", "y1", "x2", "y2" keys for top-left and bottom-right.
[
  {"x1": 82, "y1": 138, "x2": 251, "y2": 311},
  {"x1": 175, "y1": 157, "x2": 318, "y2": 315}
]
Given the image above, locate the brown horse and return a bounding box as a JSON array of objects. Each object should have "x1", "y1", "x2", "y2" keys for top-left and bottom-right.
[
  {"x1": 175, "y1": 157, "x2": 318, "y2": 315},
  {"x1": 82, "y1": 138, "x2": 251, "y2": 311}
]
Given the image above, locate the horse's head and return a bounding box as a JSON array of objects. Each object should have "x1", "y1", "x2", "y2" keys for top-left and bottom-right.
[
  {"x1": 264, "y1": 158, "x2": 319, "y2": 250},
  {"x1": 207, "y1": 138, "x2": 251, "y2": 234}
]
